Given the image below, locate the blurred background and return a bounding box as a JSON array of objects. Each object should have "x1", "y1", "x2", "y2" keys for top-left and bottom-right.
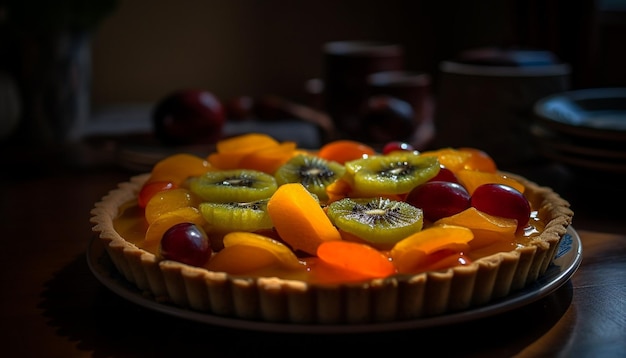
[
  {"x1": 1, "y1": 0, "x2": 625, "y2": 154},
  {"x1": 90, "y1": 0, "x2": 624, "y2": 105}
]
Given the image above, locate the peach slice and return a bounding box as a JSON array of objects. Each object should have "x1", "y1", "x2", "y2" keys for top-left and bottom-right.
[
  {"x1": 390, "y1": 225, "x2": 473, "y2": 273},
  {"x1": 137, "y1": 181, "x2": 177, "y2": 208},
  {"x1": 317, "y1": 139, "x2": 376, "y2": 164},
  {"x1": 455, "y1": 169, "x2": 525, "y2": 195},
  {"x1": 434, "y1": 207, "x2": 517, "y2": 249},
  {"x1": 148, "y1": 153, "x2": 213, "y2": 185},
  {"x1": 206, "y1": 232, "x2": 304, "y2": 274},
  {"x1": 419, "y1": 148, "x2": 472, "y2": 173},
  {"x1": 144, "y1": 188, "x2": 202, "y2": 224},
  {"x1": 420, "y1": 147, "x2": 497, "y2": 173},
  {"x1": 208, "y1": 133, "x2": 280, "y2": 169},
  {"x1": 458, "y1": 147, "x2": 497, "y2": 172},
  {"x1": 267, "y1": 183, "x2": 342, "y2": 255},
  {"x1": 237, "y1": 141, "x2": 298, "y2": 174},
  {"x1": 216, "y1": 132, "x2": 279, "y2": 153},
  {"x1": 317, "y1": 240, "x2": 396, "y2": 279}
]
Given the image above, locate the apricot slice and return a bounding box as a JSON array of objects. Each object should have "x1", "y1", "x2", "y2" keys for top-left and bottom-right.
[
  {"x1": 138, "y1": 181, "x2": 177, "y2": 208},
  {"x1": 237, "y1": 141, "x2": 298, "y2": 174},
  {"x1": 317, "y1": 140, "x2": 376, "y2": 164},
  {"x1": 148, "y1": 153, "x2": 213, "y2": 185},
  {"x1": 458, "y1": 147, "x2": 497, "y2": 172},
  {"x1": 433, "y1": 207, "x2": 517, "y2": 248},
  {"x1": 419, "y1": 148, "x2": 472, "y2": 173},
  {"x1": 144, "y1": 188, "x2": 202, "y2": 224},
  {"x1": 206, "y1": 232, "x2": 304, "y2": 274},
  {"x1": 390, "y1": 225, "x2": 473, "y2": 274},
  {"x1": 206, "y1": 245, "x2": 280, "y2": 274},
  {"x1": 392, "y1": 225, "x2": 474, "y2": 255},
  {"x1": 455, "y1": 169, "x2": 525, "y2": 195},
  {"x1": 267, "y1": 183, "x2": 342, "y2": 255},
  {"x1": 216, "y1": 133, "x2": 279, "y2": 153},
  {"x1": 420, "y1": 147, "x2": 497, "y2": 174},
  {"x1": 208, "y1": 133, "x2": 280, "y2": 169},
  {"x1": 317, "y1": 240, "x2": 396, "y2": 279}
]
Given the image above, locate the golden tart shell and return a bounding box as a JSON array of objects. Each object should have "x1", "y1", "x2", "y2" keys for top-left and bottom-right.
[{"x1": 90, "y1": 172, "x2": 573, "y2": 324}]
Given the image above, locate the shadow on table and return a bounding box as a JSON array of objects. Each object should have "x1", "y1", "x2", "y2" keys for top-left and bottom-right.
[{"x1": 38, "y1": 251, "x2": 574, "y2": 358}]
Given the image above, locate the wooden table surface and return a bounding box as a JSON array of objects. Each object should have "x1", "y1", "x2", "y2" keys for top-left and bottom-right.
[{"x1": 1, "y1": 140, "x2": 625, "y2": 357}]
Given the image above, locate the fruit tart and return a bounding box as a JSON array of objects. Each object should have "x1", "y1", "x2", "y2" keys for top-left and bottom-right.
[{"x1": 91, "y1": 133, "x2": 573, "y2": 324}]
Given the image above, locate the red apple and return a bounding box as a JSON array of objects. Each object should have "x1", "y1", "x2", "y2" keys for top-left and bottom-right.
[{"x1": 153, "y1": 89, "x2": 225, "y2": 145}]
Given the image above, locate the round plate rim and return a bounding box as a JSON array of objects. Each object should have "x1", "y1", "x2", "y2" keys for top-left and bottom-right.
[
  {"x1": 86, "y1": 227, "x2": 582, "y2": 334},
  {"x1": 533, "y1": 87, "x2": 626, "y2": 141}
]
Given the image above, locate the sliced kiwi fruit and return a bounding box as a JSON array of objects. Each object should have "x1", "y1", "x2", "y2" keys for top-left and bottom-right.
[
  {"x1": 199, "y1": 199, "x2": 273, "y2": 233},
  {"x1": 326, "y1": 197, "x2": 423, "y2": 249},
  {"x1": 274, "y1": 154, "x2": 345, "y2": 202},
  {"x1": 198, "y1": 198, "x2": 274, "y2": 251},
  {"x1": 344, "y1": 153, "x2": 439, "y2": 196},
  {"x1": 188, "y1": 169, "x2": 277, "y2": 203}
]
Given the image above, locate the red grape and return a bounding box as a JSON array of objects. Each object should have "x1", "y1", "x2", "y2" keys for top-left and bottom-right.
[
  {"x1": 470, "y1": 184, "x2": 530, "y2": 230},
  {"x1": 428, "y1": 165, "x2": 459, "y2": 183},
  {"x1": 405, "y1": 181, "x2": 471, "y2": 222},
  {"x1": 160, "y1": 222, "x2": 212, "y2": 266}
]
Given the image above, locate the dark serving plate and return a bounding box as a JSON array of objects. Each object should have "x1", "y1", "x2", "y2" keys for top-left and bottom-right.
[{"x1": 533, "y1": 87, "x2": 626, "y2": 142}]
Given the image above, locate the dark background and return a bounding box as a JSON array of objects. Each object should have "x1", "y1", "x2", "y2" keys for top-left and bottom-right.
[
  {"x1": 88, "y1": 0, "x2": 626, "y2": 108},
  {"x1": 1, "y1": 0, "x2": 624, "y2": 139}
]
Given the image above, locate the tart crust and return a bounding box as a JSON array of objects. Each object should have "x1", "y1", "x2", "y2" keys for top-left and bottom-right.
[{"x1": 90, "y1": 172, "x2": 573, "y2": 324}]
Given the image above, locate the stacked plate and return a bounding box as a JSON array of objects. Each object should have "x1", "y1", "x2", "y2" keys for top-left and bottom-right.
[{"x1": 532, "y1": 88, "x2": 626, "y2": 173}]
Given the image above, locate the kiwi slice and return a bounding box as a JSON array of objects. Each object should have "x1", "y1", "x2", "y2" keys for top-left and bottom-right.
[
  {"x1": 274, "y1": 154, "x2": 346, "y2": 202},
  {"x1": 344, "y1": 153, "x2": 439, "y2": 196},
  {"x1": 326, "y1": 197, "x2": 423, "y2": 249},
  {"x1": 188, "y1": 169, "x2": 277, "y2": 203},
  {"x1": 199, "y1": 199, "x2": 273, "y2": 233}
]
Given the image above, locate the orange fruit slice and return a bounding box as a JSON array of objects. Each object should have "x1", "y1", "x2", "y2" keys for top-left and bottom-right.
[{"x1": 267, "y1": 183, "x2": 341, "y2": 255}]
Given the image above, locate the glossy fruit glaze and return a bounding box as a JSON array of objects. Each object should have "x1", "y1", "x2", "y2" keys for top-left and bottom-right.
[{"x1": 113, "y1": 134, "x2": 547, "y2": 285}]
